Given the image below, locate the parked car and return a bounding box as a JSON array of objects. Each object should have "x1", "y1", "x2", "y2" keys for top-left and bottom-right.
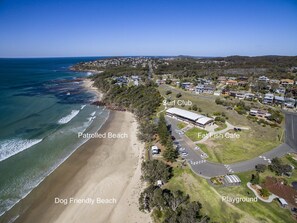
[{"x1": 181, "y1": 152, "x2": 188, "y2": 157}]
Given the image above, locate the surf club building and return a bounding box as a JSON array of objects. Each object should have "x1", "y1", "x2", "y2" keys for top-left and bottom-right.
[{"x1": 166, "y1": 107, "x2": 213, "y2": 128}]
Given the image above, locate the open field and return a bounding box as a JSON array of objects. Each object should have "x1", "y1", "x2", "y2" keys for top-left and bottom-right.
[
  {"x1": 185, "y1": 127, "x2": 208, "y2": 141},
  {"x1": 164, "y1": 167, "x2": 295, "y2": 223},
  {"x1": 199, "y1": 130, "x2": 281, "y2": 164}
]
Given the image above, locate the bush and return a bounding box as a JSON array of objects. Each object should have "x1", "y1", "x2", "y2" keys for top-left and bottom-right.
[
  {"x1": 176, "y1": 93, "x2": 182, "y2": 98},
  {"x1": 255, "y1": 164, "x2": 267, "y2": 173},
  {"x1": 165, "y1": 90, "x2": 172, "y2": 95}
]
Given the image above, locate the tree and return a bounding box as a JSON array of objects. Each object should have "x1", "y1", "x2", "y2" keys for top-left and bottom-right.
[
  {"x1": 176, "y1": 93, "x2": 182, "y2": 98},
  {"x1": 163, "y1": 148, "x2": 178, "y2": 163},
  {"x1": 166, "y1": 90, "x2": 172, "y2": 95},
  {"x1": 137, "y1": 121, "x2": 156, "y2": 142},
  {"x1": 255, "y1": 164, "x2": 267, "y2": 173},
  {"x1": 157, "y1": 113, "x2": 170, "y2": 145},
  {"x1": 139, "y1": 184, "x2": 158, "y2": 212},
  {"x1": 192, "y1": 104, "x2": 198, "y2": 111},
  {"x1": 141, "y1": 160, "x2": 172, "y2": 184},
  {"x1": 250, "y1": 173, "x2": 260, "y2": 185}
]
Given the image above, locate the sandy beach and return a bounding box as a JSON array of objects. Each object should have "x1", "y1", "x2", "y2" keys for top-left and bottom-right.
[
  {"x1": 8, "y1": 111, "x2": 150, "y2": 223},
  {"x1": 82, "y1": 78, "x2": 103, "y2": 101}
]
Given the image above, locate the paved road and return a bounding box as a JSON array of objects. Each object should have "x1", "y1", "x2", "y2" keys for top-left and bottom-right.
[{"x1": 167, "y1": 116, "x2": 294, "y2": 179}]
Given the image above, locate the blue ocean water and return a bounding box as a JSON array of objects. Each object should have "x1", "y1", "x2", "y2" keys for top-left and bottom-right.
[{"x1": 0, "y1": 58, "x2": 109, "y2": 217}]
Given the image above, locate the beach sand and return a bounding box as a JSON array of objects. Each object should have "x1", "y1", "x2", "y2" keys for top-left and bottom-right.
[
  {"x1": 11, "y1": 111, "x2": 151, "y2": 223},
  {"x1": 82, "y1": 78, "x2": 103, "y2": 101}
]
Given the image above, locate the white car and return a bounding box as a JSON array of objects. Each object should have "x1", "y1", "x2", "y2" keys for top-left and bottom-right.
[
  {"x1": 181, "y1": 152, "x2": 188, "y2": 157},
  {"x1": 179, "y1": 147, "x2": 186, "y2": 152}
]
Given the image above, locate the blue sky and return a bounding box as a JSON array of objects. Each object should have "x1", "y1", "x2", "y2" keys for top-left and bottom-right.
[{"x1": 0, "y1": 0, "x2": 296, "y2": 57}]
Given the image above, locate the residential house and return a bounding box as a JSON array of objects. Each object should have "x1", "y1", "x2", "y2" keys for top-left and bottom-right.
[
  {"x1": 280, "y1": 79, "x2": 294, "y2": 87},
  {"x1": 226, "y1": 80, "x2": 238, "y2": 86},
  {"x1": 274, "y1": 96, "x2": 285, "y2": 105},
  {"x1": 258, "y1": 76, "x2": 270, "y2": 82},
  {"x1": 263, "y1": 93, "x2": 274, "y2": 104}
]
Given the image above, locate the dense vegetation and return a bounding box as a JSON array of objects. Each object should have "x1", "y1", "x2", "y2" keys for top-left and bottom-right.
[
  {"x1": 139, "y1": 160, "x2": 209, "y2": 223},
  {"x1": 155, "y1": 56, "x2": 297, "y2": 80},
  {"x1": 157, "y1": 114, "x2": 178, "y2": 162}
]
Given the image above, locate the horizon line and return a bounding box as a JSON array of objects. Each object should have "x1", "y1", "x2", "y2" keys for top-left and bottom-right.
[{"x1": 0, "y1": 54, "x2": 297, "y2": 59}]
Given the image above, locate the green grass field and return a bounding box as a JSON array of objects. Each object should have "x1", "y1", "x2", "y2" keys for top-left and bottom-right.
[
  {"x1": 198, "y1": 130, "x2": 281, "y2": 164},
  {"x1": 185, "y1": 127, "x2": 208, "y2": 141},
  {"x1": 164, "y1": 167, "x2": 295, "y2": 223},
  {"x1": 214, "y1": 121, "x2": 227, "y2": 131},
  {"x1": 177, "y1": 122, "x2": 187, "y2": 129}
]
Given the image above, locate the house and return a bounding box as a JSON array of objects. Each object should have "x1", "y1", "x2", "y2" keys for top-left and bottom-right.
[
  {"x1": 245, "y1": 93, "x2": 255, "y2": 100},
  {"x1": 274, "y1": 96, "x2": 285, "y2": 105},
  {"x1": 195, "y1": 84, "x2": 204, "y2": 94},
  {"x1": 226, "y1": 80, "x2": 238, "y2": 86},
  {"x1": 204, "y1": 85, "x2": 216, "y2": 94},
  {"x1": 263, "y1": 93, "x2": 274, "y2": 104},
  {"x1": 181, "y1": 82, "x2": 192, "y2": 90},
  {"x1": 278, "y1": 198, "x2": 288, "y2": 208},
  {"x1": 218, "y1": 76, "x2": 227, "y2": 84},
  {"x1": 284, "y1": 98, "x2": 296, "y2": 108},
  {"x1": 258, "y1": 76, "x2": 270, "y2": 82},
  {"x1": 236, "y1": 92, "x2": 246, "y2": 100},
  {"x1": 270, "y1": 79, "x2": 280, "y2": 84},
  {"x1": 275, "y1": 87, "x2": 286, "y2": 95},
  {"x1": 229, "y1": 91, "x2": 237, "y2": 97},
  {"x1": 195, "y1": 84, "x2": 215, "y2": 94},
  {"x1": 249, "y1": 109, "x2": 271, "y2": 118},
  {"x1": 280, "y1": 79, "x2": 294, "y2": 86},
  {"x1": 238, "y1": 81, "x2": 248, "y2": 87}
]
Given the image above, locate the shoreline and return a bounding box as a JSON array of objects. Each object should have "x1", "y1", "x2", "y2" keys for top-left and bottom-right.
[
  {"x1": 1, "y1": 111, "x2": 150, "y2": 223},
  {"x1": 0, "y1": 76, "x2": 151, "y2": 222},
  {"x1": 82, "y1": 78, "x2": 103, "y2": 101}
]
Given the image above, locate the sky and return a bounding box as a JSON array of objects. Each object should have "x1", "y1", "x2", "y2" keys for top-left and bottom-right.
[{"x1": 0, "y1": 0, "x2": 296, "y2": 57}]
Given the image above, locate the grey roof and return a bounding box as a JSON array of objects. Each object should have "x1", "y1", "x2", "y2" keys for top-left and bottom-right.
[{"x1": 166, "y1": 108, "x2": 203, "y2": 121}]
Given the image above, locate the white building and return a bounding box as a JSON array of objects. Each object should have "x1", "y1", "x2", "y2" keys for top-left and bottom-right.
[{"x1": 166, "y1": 107, "x2": 213, "y2": 127}]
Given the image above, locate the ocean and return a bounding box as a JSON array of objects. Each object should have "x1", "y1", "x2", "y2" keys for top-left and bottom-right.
[{"x1": 0, "y1": 58, "x2": 109, "y2": 218}]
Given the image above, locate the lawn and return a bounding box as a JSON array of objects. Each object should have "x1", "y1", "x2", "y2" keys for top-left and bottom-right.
[
  {"x1": 177, "y1": 122, "x2": 187, "y2": 129},
  {"x1": 198, "y1": 129, "x2": 281, "y2": 164},
  {"x1": 214, "y1": 121, "x2": 227, "y2": 131},
  {"x1": 185, "y1": 127, "x2": 208, "y2": 141},
  {"x1": 164, "y1": 167, "x2": 295, "y2": 223}
]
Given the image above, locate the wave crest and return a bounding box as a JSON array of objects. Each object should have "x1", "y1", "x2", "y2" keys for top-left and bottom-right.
[
  {"x1": 0, "y1": 138, "x2": 43, "y2": 162},
  {"x1": 58, "y1": 110, "x2": 80, "y2": 124}
]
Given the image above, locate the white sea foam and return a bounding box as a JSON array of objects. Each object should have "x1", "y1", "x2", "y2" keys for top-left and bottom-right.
[
  {"x1": 81, "y1": 105, "x2": 86, "y2": 110},
  {"x1": 90, "y1": 111, "x2": 96, "y2": 116},
  {"x1": 0, "y1": 110, "x2": 110, "y2": 218},
  {"x1": 58, "y1": 110, "x2": 80, "y2": 124},
  {"x1": 0, "y1": 139, "x2": 43, "y2": 162}
]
